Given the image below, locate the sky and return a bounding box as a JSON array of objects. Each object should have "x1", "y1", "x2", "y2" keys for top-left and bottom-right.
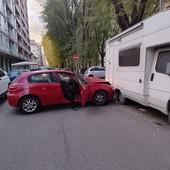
[{"x1": 27, "y1": 0, "x2": 45, "y2": 44}]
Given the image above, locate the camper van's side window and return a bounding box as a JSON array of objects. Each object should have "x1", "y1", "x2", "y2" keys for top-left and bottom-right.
[
  {"x1": 119, "y1": 46, "x2": 140, "y2": 66},
  {"x1": 156, "y1": 50, "x2": 170, "y2": 74}
]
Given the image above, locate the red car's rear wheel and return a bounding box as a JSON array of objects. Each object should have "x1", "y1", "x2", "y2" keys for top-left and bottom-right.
[{"x1": 19, "y1": 96, "x2": 40, "y2": 113}]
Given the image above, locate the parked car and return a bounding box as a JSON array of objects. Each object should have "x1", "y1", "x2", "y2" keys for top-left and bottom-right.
[
  {"x1": 84, "y1": 66, "x2": 105, "y2": 78},
  {"x1": 8, "y1": 69, "x2": 30, "y2": 82},
  {"x1": 60, "y1": 68, "x2": 72, "y2": 71},
  {"x1": 7, "y1": 70, "x2": 113, "y2": 113},
  {"x1": 30, "y1": 66, "x2": 55, "y2": 71},
  {"x1": 39, "y1": 66, "x2": 54, "y2": 70},
  {"x1": 0, "y1": 68, "x2": 10, "y2": 98}
]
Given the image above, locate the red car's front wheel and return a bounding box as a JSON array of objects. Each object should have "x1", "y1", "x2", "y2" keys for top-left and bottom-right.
[{"x1": 92, "y1": 91, "x2": 108, "y2": 106}]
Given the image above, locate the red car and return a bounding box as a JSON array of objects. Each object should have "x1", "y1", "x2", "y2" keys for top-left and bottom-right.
[{"x1": 7, "y1": 70, "x2": 113, "y2": 113}]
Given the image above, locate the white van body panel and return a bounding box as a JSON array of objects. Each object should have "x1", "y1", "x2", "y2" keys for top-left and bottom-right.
[{"x1": 106, "y1": 9, "x2": 170, "y2": 115}]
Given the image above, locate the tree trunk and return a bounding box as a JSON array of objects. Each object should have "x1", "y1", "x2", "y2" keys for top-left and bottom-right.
[
  {"x1": 112, "y1": 0, "x2": 129, "y2": 31},
  {"x1": 112, "y1": 0, "x2": 148, "y2": 31}
]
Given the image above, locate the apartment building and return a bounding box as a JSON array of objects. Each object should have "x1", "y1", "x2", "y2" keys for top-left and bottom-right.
[
  {"x1": 0, "y1": 0, "x2": 31, "y2": 72},
  {"x1": 30, "y1": 40, "x2": 43, "y2": 66}
]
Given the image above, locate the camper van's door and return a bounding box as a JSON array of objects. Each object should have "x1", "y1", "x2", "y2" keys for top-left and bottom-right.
[{"x1": 148, "y1": 49, "x2": 170, "y2": 113}]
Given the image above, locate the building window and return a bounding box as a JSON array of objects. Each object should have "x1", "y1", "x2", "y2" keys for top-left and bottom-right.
[
  {"x1": 156, "y1": 50, "x2": 170, "y2": 75},
  {"x1": 2, "y1": 1, "x2": 5, "y2": 13},
  {"x1": 6, "y1": 38, "x2": 9, "y2": 48},
  {"x1": 119, "y1": 45, "x2": 140, "y2": 67},
  {"x1": 1, "y1": 35, "x2": 3, "y2": 46},
  {"x1": 4, "y1": 19, "x2": 7, "y2": 30}
]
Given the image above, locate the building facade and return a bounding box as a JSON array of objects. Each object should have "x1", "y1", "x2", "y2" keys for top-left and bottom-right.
[
  {"x1": 0, "y1": 0, "x2": 31, "y2": 72},
  {"x1": 30, "y1": 40, "x2": 43, "y2": 66}
]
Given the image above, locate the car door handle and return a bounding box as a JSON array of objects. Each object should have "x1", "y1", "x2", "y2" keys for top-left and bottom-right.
[{"x1": 150, "y1": 73, "x2": 154, "y2": 81}]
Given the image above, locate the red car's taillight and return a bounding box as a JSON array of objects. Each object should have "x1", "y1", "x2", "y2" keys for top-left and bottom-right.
[
  {"x1": 8, "y1": 83, "x2": 27, "y2": 94},
  {"x1": 8, "y1": 85, "x2": 18, "y2": 92}
]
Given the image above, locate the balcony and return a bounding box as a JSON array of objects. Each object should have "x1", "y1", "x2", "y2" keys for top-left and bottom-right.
[{"x1": 4, "y1": 0, "x2": 13, "y2": 13}]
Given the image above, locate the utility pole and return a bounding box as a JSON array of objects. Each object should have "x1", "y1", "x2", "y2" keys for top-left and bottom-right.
[{"x1": 160, "y1": 0, "x2": 162, "y2": 11}]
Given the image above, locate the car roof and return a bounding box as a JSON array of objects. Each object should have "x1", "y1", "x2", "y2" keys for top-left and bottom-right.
[
  {"x1": 21, "y1": 69, "x2": 74, "y2": 76},
  {"x1": 10, "y1": 69, "x2": 29, "y2": 72}
]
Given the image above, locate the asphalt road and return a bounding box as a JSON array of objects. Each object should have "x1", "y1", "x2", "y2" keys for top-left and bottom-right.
[{"x1": 0, "y1": 98, "x2": 170, "y2": 170}]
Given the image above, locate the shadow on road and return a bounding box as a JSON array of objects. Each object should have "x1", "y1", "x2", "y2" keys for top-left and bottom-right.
[
  {"x1": 115, "y1": 99, "x2": 168, "y2": 126},
  {"x1": 12, "y1": 102, "x2": 85, "y2": 116},
  {"x1": 0, "y1": 97, "x2": 6, "y2": 105},
  {"x1": 11, "y1": 98, "x2": 169, "y2": 129}
]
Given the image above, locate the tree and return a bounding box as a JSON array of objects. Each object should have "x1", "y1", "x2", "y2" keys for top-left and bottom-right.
[
  {"x1": 89, "y1": 0, "x2": 166, "y2": 66},
  {"x1": 41, "y1": 35, "x2": 61, "y2": 67},
  {"x1": 75, "y1": 0, "x2": 93, "y2": 66},
  {"x1": 41, "y1": 0, "x2": 81, "y2": 68},
  {"x1": 86, "y1": 0, "x2": 119, "y2": 66},
  {"x1": 40, "y1": 0, "x2": 165, "y2": 67},
  {"x1": 75, "y1": 0, "x2": 115, "y2": 66},
  {"x1": 110, "y1": 0, "x2": 163, "y2": 31}
]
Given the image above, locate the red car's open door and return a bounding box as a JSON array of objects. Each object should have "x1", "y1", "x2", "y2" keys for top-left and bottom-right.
[{"x1": 79, "y1": 84, "x2": 89, "y2": 107}]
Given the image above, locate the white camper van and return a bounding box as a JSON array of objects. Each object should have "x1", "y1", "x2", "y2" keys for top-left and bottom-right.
[{"x1": 105, "y1": 9, "x2": 170, "y2": 122}]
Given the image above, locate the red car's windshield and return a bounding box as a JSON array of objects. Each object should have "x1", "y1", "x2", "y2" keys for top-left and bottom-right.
[{"x1": 76, "y1": 73, "x2": 89, "y2": 85}]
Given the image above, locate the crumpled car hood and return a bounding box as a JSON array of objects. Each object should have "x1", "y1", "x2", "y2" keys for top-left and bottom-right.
[{"x1": 85, "y1": 77, "x2": 111, "y2": 85}]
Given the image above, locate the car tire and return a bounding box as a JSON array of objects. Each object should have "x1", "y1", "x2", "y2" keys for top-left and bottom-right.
[
  {"x1": 118, "y1": 92, "x2": 126, "y2": 104},
  {"x1": 92, "y1": 91, "x2": 108, "y2": 106},
  {"x1": 4, "y1": 94, "x2": 7, "y2": 99},
  {"x1": 19, "y1": 96, "x2": 40, "y2": 114},
  {"x1": 168, "y1": 108, "x2": 170, "y2": 124},
  {"x1": 88, "y1": 74, "x2": 94, "y2": 77}
]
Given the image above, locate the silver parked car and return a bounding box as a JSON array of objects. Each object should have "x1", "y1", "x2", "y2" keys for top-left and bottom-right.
[
  {"x1": 0, "y1": 68, "x2": 10, "y2": 98},
  {"x1": 84, "y1": 66, "x2": 105, "y2": 78}
]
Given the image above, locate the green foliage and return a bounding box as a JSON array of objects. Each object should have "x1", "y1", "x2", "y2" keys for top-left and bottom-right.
[
  {"x1": 40, "y1": 0, "x2": 166, "y2": 67},
  {"x1": 41, "y1": 35, "x2": 61, "y2": 67},
  {"x1": 109, "y1": 0, "x2": 166, "y2": 31},
  {"x1": 41, "y1": 0, "x2": 81, "y2": 68}
]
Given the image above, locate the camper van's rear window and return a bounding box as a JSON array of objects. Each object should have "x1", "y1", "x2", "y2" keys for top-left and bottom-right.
[{"x1": 119, "y1": 46, "x2": 140, "y2": 66}]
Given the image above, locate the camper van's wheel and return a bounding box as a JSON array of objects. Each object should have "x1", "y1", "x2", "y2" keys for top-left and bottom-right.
[
  {"x1": 118, "y1": 92, "x2": 126, "y2": 104},
  {"x1": 114, "y1": 91, "x2": 119, "y2": 101},
  {"x1": 88, "y1": 74, "x2": 94, "y2": 77},
  {"x1": 168, "y1": 110, "x2": 170, "y2": 124}
]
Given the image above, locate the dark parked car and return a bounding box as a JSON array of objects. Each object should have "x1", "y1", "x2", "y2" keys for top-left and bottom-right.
[
  {"x1": 7, "y1": 70, "x2": 113, "y2": 113},
  {"x1": 8, "y1": 69, "x2": 30, "y2": 82}
]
